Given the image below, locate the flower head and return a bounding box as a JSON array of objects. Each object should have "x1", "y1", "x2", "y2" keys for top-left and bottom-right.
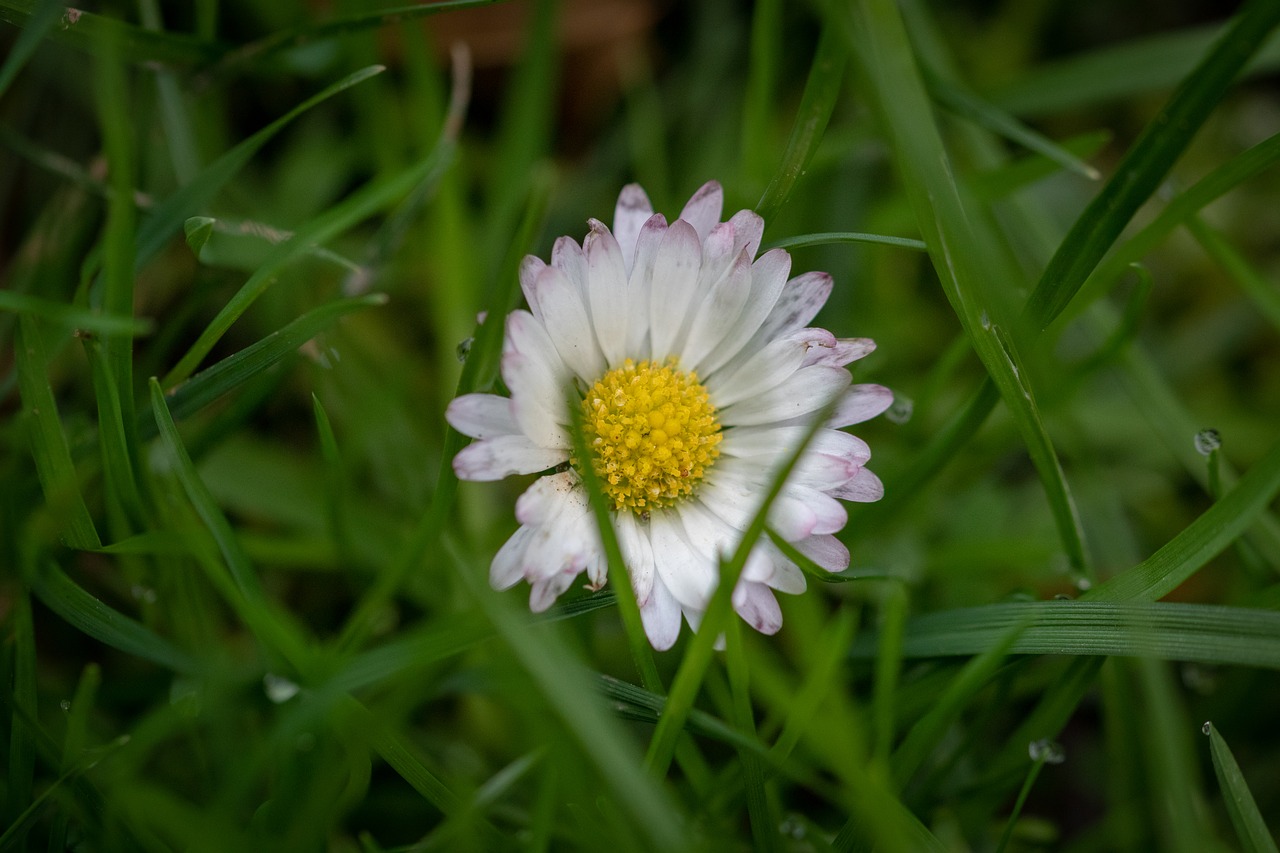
[{"x1": 447, "y1": 181, "x2": 891, "y2": 649}]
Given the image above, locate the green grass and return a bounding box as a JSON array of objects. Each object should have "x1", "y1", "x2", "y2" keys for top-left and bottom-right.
[{"x1": 3, "y1": 1, "x2": 1279, "y2": 850}]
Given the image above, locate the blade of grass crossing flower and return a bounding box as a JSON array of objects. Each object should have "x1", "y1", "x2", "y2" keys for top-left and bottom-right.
[
  {"x1": 333, "y1": 173, "x2": 551, "y2": 654},
  {"x1": 890, "y1": 615, "x2": 1028, "y2": 788},
  {"x1": 725, "y1": 620, "x2": 779, "y2": 853},
  {"x1": 1084, "y1": 433, "x2": 1280, "y2": 602},
  {"x1": 29, "y1": 564, "x2": 200, "y2": 673},
  {"x1": 864, "y1": 601, "x2": 1280, "y2": 669},
  {"x1": 755, "y1": 25, "x2": 847, "y2": 225},
  {"x1": 1204, "y1": 722, "x2": 1280, "y2": 853},
  {"x1": 0, "y1": 0, "x2": 61, "y2": 98},
  {"x1": 838, "y1": 0, "x2": 1091, "y2": 577},
  {"x1": 15, "y1": 317, "x2": 100, "y2": 550},
  {"x1": 149, "y1": 378, "x2": 312, "y2": 671},
  {"x1": 1023, "y1": 0, "x2": 1280, "y2": 333},
  {"x1": 1186, "y1": 215, "x2": 1280, "y2": 332},
  {"x1": 765, "y1": 232, "x2": 928, "y2": 253},
  {"x1": 646, "y1": 392, "x2": 841, "y2": 777},
  {"x1": 567, "y1": 389, "x2": 663, "y2": 691},
  {"x1": 444, "y1": 538, "x2": 689, "y2": 851},
  {"x1": 134, "y1": 66, "x2": 385, "y2": 272}
]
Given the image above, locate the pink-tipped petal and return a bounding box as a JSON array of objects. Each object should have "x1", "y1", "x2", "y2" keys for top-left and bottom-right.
[
  {"x1": 446, "y1": 393, "x2": 519, "y2": 439},
  {"x1": 828, "y1": 384, "x2": 894, "y2": 427},
  {"x1": 732, "y1": 581, "x2": 783, "y2": 635},
  {"x1": 792, "y1": 534, "x2": 850, "y2": 572},
  {"x1": 453, "y1": 437, "x2": 566, "y2": 481},
  {"x1": 613, "y1": 183, "x2": 654, "y2": 275},
  {"x1": 678, "y1": 180, "x2": 724, "y2": 242},
  {"x1": 830, "y1": 466, "x2": 884, "y2": 502}
]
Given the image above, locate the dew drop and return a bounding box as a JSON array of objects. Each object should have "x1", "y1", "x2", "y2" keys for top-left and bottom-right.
[
  {"x1": 131, "y1": 584, "x2": 158, "y2": 604},
  {"x1": 456, "y1": 336, "x2": 474, "y2": 362},
  {"x1": 1202, "y1": 721, "x2": 1212, "y2": 736},
  {"x1": 1075, "y1": 577, "x2": 1093, "y2": 591},
  {"x1": 1194, "y1": 428, "x2": 1221, "y2": 456},
  {"x1": 263, "y1": 673, "x2": 300, "y2": 704},
  {"x1": 1029, "y1": 739, "x2": 1065, "y2": 764},
  {"x1": 884, "y1": 393, "x2": 914, "y2": 425},
  {"x1": 60, "y1": 699, "x2": 72, "y2": 712}
]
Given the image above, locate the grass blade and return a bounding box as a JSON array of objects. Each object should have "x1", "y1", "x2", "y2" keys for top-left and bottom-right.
[
  {"x1": 0, "y1": 0, "x2": 61, "y2": 98},
  {"x1": 861, "y1": 601, "x2": 1280, "y2": 669},
  {"x1": 29, "y1": 564, "x2": 199, "y2": 673},
  {"x1": 1204, "y1": 722, "x2": 1280, "y2": 853},
  {"x1": 15, "y1": 316, "x2": 100, "y2": 550},
  {"x1": 765, "y1": 232, "x2": 927, "y2": 253},
  {"x1": 0, "y1": 290, "x2": 152, "y2": 336},
  {"x1": 1023, "y1": 0, "x2": 1280, "y2": 332}
]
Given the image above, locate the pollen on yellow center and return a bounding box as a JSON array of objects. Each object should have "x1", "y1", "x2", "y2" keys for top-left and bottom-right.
[{"x1": 578, "y1": 358, "x2": 722, "y2": 513}]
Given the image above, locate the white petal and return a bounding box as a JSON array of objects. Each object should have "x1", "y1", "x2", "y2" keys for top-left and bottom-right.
[
  {"x1": 719, "y1": 365, "x2": 851, "y2": 427},
  {"x1": 446, "y1": 393, "x2": 519, "y2": 439},
  {"x1": 726, "y1": 209, "x2": 764, "y2": 259},
  {"x1": 515, "y1": 471, "x2": 582, "y2": 526},
  {"x1": 681, "y1": 248, "x2": 753, "y2": 373},
  {"x1": 551, "y1": 236, "x2": 589, "y2": 300},
  {"x1": 529, "y1": 571, "x2": 577, "y2": 612},
  {"x1": 453, "y1": 436, "x2": 566, "y2": 481},
  {"x1": 828, "y1": 384, "x2": 894, "y2": 427},
  {"x1": 649, "y1": 509, "x2": 716, "y2": 610},
  {"x1": 531, "y1": 266, "x2": 606, "y2": 381},
  {"x1": 584, "y1": 220, "x2": 630, "y2": 367},
  {"x1": 502, "y1": 310, "x2": 572, "y2": 448},
  {"x1": 626, "y1": 213, "x2": 668, "y2": 356},
  {"x1": 732, "y1": 581, "x2": 782, "y2": 635},
  {"x1": 711, "y1": 328, "x2": 836, "y2": 408},
  {"x1": 522, "y1": 492, "x2": 597, "y2": 583},
  {"x1": 678, "y1": 180, "x2": 724, "y2": 242},
  {"x1": 613, "y1": 183, "x2": 653, "y2": 276},
  {"x1": 649, "y1": 220, "x2": 703, "y2": 359},
  {"x1": 786, "y1": 486, "x2": 848, "y2": 535},
  {"x1": 701, "y1": 248, "x2": 791, "y2": 375},
  {"x1": 829, "y1": 466, "x2": 883, "y2": 502},
  {"x1": 723, "y1": 426, "x2": 870, "y2": 467},
  {"x1": 615, "y1": 511, "x2": 655, "y2": 606},
  {"x1": 791, "y1": 534, "x2": 850, "y2": 572},
  {"x1": 640, "y1": 575, "x2": 682, "y2": 650},
  {"x1": 519, "y1": 255, "x2": 548, "y2": 314},
  {"x1": 490, "y1": 525, "x2": 535, "y2": 590},
  {"x1": 756, "y1": 271, "x2": 832, "y2": 341},
  {"x1": 803, "y1": 337, "x2": 876, "y2": 368}
]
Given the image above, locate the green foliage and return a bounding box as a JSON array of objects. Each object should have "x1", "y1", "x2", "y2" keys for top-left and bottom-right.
[{"x1": 2, "y1": 0, "x2": 1278, "y2": 850}]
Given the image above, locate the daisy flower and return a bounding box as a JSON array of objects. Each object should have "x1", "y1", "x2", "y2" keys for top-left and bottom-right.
[{"x1": 447, "y1": 181, "x2": 891, "y2": 649}]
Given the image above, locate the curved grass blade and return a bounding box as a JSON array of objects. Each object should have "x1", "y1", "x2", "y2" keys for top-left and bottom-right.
[
  {"x1": 860, "y1": 601, "x2": 1280, "y2": 669},
  {"x1": 0, "y1": 2, "x2": 226, "y2": 68},
  {"x1": 1023, "y1": 0, "x2": 1280, "y2": 332},
  {"x1": 0, "y1": 291, "x2": 152, "y2": 336},
  {"x1": 202, "y1": 0, "x2": 503, "y2": 80},
  {"x1": 1186, "y1": 215, "x2": 1280, "y2": 332},
  {"x1": 0, "y1": 0, "x2": 61, "y2": 98},
  {"x1": 837, "y1": 0, "x2": 1090, "y2": 576},
  {"x1": 162, "y1": 145, "x2": 451, "y2": 386},
  {"x1": 765, "y1": 232, "x2": 927, "y2": 253},
  {"x1": 29, "y1": 564, "x2": 199, "y2": 673},
  {"x1": 146, "y1": 293, "x2": 387, "y2": 437},
  {"x1": 755, "y1": 25, "x2": 847, "y2": 224},
  {"x1": 1085, "y1": 433, "x2": 1280, "y2": 602},
  {"x1": 134, "y1": 65, "x2": 385, "y2": 272},
  {"x1": 149, "y1": 378, "x2": 312, "y2": 671},
  {"x1": 1204, "y1": 722, "x2": 1280, "y2": 853},
  {"x1": 15, "y1": 316, "x2": 100, "y2": 550}
]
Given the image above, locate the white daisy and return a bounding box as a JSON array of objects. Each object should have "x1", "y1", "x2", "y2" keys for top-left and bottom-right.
[{"x1": 447, "y1": 181, "x2": 891, "y2": 649}]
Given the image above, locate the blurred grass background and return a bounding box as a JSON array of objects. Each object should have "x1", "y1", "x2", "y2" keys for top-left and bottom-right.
[{"x1": 2, "y1": 0, "x2": 1280, "y2": 850}]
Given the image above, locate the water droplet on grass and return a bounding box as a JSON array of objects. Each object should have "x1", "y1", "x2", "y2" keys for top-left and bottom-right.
[
  {"x1": 1202, "y1": 721, "x2": 1213, "y2": 736},
  {"x1": 1194, "y1": 429, "x2": 1221, "y2": 456},
  {"x1": 884, "y1": 393, "x2": 913, "y2": 425},
  {"x1": 264, "y1": 674, "x2": 300, "y2": 703},
  {"x1": 1029, "y1": 739, "x2": 1065, "y2": 764}
]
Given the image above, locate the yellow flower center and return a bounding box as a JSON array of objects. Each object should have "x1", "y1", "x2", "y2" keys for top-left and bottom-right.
[{"x1": 578, "y1": 359, "x2": 722, "y2": 513}]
